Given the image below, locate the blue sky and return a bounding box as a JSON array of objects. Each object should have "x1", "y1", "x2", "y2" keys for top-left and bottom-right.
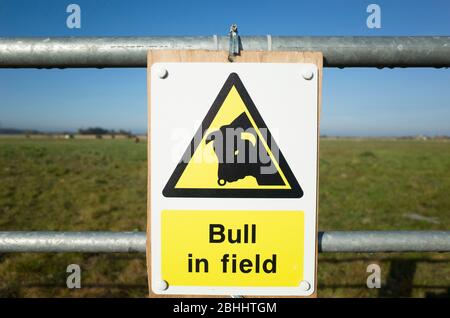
[{"x1": 0, "y1": 0, "x2": 449, "y2": 136}]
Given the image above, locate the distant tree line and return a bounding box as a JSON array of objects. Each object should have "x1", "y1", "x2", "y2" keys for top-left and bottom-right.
[
  {"x1": 0, "y1": 127, "x2": 135, "y2": 136},
  {"x1": 0, "y1": 128, "x2": 41, "y2": 135},
  {"x1": 77, "y1": 127, "x2": 133, "y2": 136}
]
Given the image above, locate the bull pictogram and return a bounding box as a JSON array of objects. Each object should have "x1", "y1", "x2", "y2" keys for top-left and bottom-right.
[
  {"x1": 205, "y1": 112, "x2": 285, "y2": 187},
  {"x1": 163, "y1": 73, "x2": 303, "y2": 198}
]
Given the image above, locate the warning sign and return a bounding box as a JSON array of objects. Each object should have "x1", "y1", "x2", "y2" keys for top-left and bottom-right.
[
  {"x1": 163, "y1": 73, "x2": 303, "y2": 198},
  {"x1": 148, "y1": 50, "x2": 321, "y2": 297}
]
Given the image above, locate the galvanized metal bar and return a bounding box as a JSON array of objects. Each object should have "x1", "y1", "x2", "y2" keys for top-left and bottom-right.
[
  {"x1": 318, "y1": 231, "x2": 450, "y2": 252},
  {"x1": 0, "y1": 231, "x2": 145, "y2": 253},
  {"x1": 0, "y1": 231, "x2": 449, "y2": 253},
  {"x1": 0, "y1": 36, "x2": 449, "y2": 68}
]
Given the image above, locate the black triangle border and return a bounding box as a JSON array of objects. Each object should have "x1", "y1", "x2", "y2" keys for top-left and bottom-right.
[{"x1": 162, "y1": 72, "x2": 303, "y2": 198}]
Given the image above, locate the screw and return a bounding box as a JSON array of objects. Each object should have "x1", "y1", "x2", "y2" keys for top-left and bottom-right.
[
  {"x1": 299, "y1": 280, "x2": 311, "y2": 291},
  {"x1": 157, "y1": 280, "x2": 169, "y2": 291},
  {"x1": 157, "y1": 68, "x2": 168, "y2": 79},
  {"x1": 301, "y1": 68, "x2": 314, "y2": 80}
]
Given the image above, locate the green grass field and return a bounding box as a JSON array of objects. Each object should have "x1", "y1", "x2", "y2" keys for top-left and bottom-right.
[{"x1": 0, "y1": 138, "x2": 449, "y2": 297}]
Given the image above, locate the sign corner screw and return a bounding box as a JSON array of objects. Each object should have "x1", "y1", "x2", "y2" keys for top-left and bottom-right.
[
  {"x1": 157, "y1": 280, "x2": 169, "y2": 291},
  {"x1": 157, "y1": 68, "x2": 168, "y2": 79},
  {"x1": 302, "y1": 68, "x2": 314, "y2": 80},
  {"x1": 299, "y1": 280, "x2": 311, "y2": 291}
]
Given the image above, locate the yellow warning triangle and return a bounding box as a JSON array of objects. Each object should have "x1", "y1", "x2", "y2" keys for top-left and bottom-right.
[{"x1": 163, "y1": 73, "x2": 303, "y2": 198}]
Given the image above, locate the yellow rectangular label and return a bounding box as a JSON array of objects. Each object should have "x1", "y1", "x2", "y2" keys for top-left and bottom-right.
[{"x1": 161, "y1": 210, "x2": 304, "y2": 287}]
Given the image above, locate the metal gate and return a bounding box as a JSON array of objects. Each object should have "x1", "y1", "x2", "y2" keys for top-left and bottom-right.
[{"x1": 0, "y1": 36, "x2": 449, "y2": 253}]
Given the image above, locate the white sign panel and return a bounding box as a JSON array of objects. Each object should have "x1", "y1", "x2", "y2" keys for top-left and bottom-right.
[{"x1": 150, "y1": 62, "x2": 319, "y2": 296}]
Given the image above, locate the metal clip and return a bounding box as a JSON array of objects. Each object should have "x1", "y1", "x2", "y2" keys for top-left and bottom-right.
[{"x1": 228, "y1": 24, "x2": 240, "y2": 62}]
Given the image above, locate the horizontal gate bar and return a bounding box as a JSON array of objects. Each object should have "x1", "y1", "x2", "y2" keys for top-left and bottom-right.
[
  {"x1": 0, "y1": 36, "x2": 449, "y2": 68},
  {"x1": 318, "y1": 231, "x2": 450, "y2": 252},
  {"x1": 0, "y1": 231, "x2": 449, "y2": 253},
  {"x1": 0, "y1": 231, "x2": 145, "y2": 253}
]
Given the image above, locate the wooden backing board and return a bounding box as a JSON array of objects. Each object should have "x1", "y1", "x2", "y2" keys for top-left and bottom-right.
[{"x1": 147, "y1": 50, "x2": 323, "y2": 298}]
